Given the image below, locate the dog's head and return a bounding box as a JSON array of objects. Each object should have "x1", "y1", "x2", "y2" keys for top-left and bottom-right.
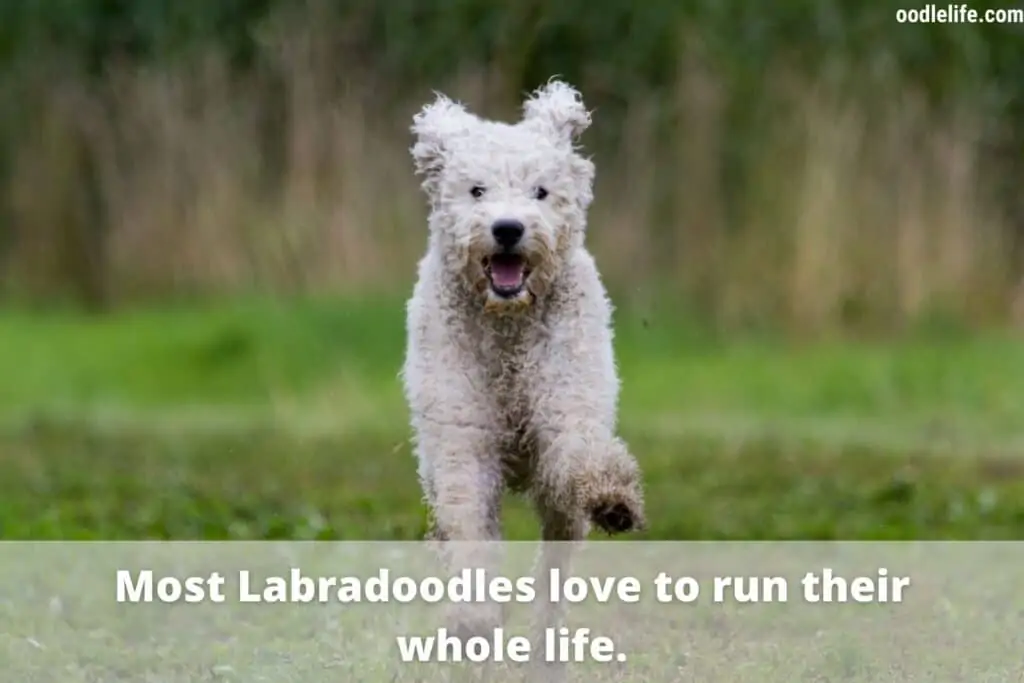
[{"x1": 410, "y1": 79, "x2": 595, "y2": 313}]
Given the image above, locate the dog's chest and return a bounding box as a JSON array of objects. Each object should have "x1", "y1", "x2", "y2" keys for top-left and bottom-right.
[
  {"x1": 476, "y1": 323, "x2": 544, "y2": 448},
  {"x1": 481, "y1": 339, "x2": 535, "y2": 418},
  {"x1": 488, "y1": 348, "x2": 537, "y2": 492}
]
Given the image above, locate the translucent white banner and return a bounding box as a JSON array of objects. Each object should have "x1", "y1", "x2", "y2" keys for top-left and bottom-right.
[{"x1": 0, "y1": 542, "x2": 1020, "y2": 682}]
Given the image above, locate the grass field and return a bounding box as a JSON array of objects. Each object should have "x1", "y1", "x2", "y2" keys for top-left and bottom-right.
[{"x1": 2, "y1": 294, "x2": 1024, "y2": 541}]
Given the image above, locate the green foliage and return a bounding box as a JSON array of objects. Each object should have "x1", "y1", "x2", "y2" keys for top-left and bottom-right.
[
  {"x1": 2, "y1": 0, "x2": 1022, "y2": 315},
  {"x1": 2, "y1": 0, "x2": 1022, "y2": 108},
  {"x1": 0, "y1": 0, "x2": 272, "y2": 70}
]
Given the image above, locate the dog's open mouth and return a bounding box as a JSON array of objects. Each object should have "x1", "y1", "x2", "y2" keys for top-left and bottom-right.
[{"x1": 483, "y1": 254, "x2": 529, "y2": 297}]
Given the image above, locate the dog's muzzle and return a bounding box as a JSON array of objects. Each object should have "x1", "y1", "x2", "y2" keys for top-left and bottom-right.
[{"x1": 483, "y1": 252, "x2": 529, "y2": 299}]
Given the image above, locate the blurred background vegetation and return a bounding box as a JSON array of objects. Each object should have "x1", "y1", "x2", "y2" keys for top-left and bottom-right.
[{"x1": 2, "y1": 0, "x2": 1024, "y2": 540}]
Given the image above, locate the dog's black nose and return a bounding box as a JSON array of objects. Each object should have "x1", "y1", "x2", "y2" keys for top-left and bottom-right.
[{"x1": 491, "y1": 220, "x2": 525, "y2": 248}]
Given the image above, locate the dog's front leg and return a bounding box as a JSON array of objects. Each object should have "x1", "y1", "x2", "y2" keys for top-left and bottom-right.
[
  {"x1": 524, "y1": 424, "x2": 644, "y2": 683},
  {"x1": 526, "y1": 270, "x2": 647, "y2": 536},
  {"x1": 416, "y1": 423, "x2": 505, "y2": 641},
  {"x1": 531, "y1": 423, "x2": 646, "y2": 537},
  {"x1": 419, "y1": 423, "x2": 504, "y2": 543}
]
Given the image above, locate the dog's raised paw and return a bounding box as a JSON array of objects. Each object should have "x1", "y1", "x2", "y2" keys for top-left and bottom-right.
[{"x1": 590, "y1": 500, "x2": 636, "y2": 534}]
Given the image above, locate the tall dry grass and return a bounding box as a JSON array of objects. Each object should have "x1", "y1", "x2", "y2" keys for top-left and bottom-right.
[{"x1": 1, "y1": 20, "x2": 1018, "y2": 334}]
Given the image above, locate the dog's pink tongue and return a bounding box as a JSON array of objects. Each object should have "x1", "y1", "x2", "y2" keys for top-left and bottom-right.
[{"x1": 491, "y1": 258, "x2": 524, "y2": 288}]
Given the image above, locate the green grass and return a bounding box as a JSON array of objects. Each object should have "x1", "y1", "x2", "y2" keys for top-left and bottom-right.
[{"x1": 2, "y1": 295, "x2": 1024, "y2": 540}]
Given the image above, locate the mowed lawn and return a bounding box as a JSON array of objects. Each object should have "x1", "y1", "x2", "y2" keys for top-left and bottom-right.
[{"x1": 2, "y1": 295, "x2": 1024, "y2": 540}]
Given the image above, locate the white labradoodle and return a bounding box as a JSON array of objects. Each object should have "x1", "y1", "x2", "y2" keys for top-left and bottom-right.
[
  {"x1": 402, "y1": 77, "x2": 647, "y2": 652},
  {"x1": 403, "y1": 79, "x2": 646, "y2": 549}
]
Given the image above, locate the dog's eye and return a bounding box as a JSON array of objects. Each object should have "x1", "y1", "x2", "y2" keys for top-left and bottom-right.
[
  {"x1": 533, "y1": 186, "x2": 549, "y2": 200},
  {"x1": 470, "y1": 185, "x2": 486, "y2": 199}
]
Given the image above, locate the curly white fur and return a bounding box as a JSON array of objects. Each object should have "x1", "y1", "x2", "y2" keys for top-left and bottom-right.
[{"x1": 402, "y1": 81, "x2": 646, "y2": 648}]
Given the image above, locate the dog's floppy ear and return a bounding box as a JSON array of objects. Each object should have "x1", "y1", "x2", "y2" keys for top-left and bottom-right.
[
  {"x1": 410, "y1": 93, "x2": 477, "y2": 196},
  {"x1": 522, "y1": 79, "x2": 591, "y2": 146}
]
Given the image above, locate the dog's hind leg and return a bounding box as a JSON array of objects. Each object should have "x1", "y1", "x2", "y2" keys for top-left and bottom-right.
[{"x1": 524, "y1": 501, "x2": 586, "y2": 683}]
